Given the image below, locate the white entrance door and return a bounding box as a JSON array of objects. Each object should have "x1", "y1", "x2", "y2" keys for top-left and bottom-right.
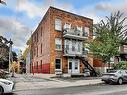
[{"x1": 68, "y1": 58, "x2": 80, "y2": 74}]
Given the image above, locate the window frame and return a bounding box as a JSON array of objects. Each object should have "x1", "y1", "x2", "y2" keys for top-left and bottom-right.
[
  {"x1": 55, "y1": 38, "x2": 62, "y2": 51},
  {"x1": 55, "y1": 58, "x2": 62, "y2": 70},
  {"x1": 84, "y1": 27, "x2": 89, "y2": 37},
  {"x1": 55, "y1": 18, "x2": 62, "y2": 31}
]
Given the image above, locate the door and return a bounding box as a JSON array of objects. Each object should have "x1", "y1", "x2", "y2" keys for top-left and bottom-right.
[
  {"x1": 68, "y1": 58, "x2": 80, "y2": 74},
  {"x1": 72, "y1": 59, "x2": 80, "y2": 74},
  {"x1": 68, "y1": 61, "x2": 72, "y2": 74}
]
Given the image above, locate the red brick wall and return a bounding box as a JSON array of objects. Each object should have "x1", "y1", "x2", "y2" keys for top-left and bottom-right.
[
  {"x1": 49, "y1": 7, "x2": 93, "y2": 74},
  {"x1": 31, "y1": 9, "x2": 51, "y2": 74},
  {"x1": 93, "y1": 59, "x2": 108, "y2": 67},
  {"x1": 31, "y1": 7, "x2": 93, "y2": 74}
]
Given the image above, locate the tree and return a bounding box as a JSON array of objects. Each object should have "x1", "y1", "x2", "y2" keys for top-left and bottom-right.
[
  {"x1": 113, "y1": 61, "x2": 127, "y2": 70},
  {"x1": 12, "y1": 51, "x2": 18, "y2": 62},
  {"x1": 0, "y1": 50, "x2": 17, "y2": 69},
  {"x1": 88, "y1": 11, "x2": 127, "y2": 66},
  {"x1": 0, "y1": 50, "x2": 9, "y2": 69},
  {"x1": 0, "y1": 0, "x2": 6, "y2": 5}
]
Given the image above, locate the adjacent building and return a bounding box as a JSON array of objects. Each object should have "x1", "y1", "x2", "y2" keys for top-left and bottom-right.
[
  {"x1": 31, "y1": 7, "x2": 93, "y2": 74},
  {"x1": 115, "y1": 43, "x2": 127, "y2": 63}
]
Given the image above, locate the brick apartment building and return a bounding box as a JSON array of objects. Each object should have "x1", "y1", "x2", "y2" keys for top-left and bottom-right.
[{"x1": 31, "y1": 7, "x2": 93, "y2": 74}]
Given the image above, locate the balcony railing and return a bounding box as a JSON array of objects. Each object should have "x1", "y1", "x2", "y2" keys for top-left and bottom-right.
[
  {"x1": 63, "y1": 28, "x2": 88, "y2": 40},
  {"x1": 63, "y1": 48, "x2": 88, "y2": 57}
]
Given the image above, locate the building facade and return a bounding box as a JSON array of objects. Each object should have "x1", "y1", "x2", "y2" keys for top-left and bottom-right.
[
  {"x1": 115, "y1": 43, "x2": 127, "y2": 63},
  {"x1": 31, "y1": 7, "x2": 93, "y2": 74}
]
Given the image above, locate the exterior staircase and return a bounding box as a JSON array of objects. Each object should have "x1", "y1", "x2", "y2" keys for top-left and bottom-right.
[{"x1": 76, "y1": 56, "x2": 97, "y2": 76}]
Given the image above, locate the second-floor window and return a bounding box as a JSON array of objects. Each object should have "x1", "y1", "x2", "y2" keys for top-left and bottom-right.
[
  {"x1": 55, "y1": 18, "x2": 62, "y2": 31},
  {"x1": 77, "y1": 42, "x2": 81, "y2": 52},
  {"x1": 55, "y1": 38, "x2": 62, "y2": 50},
  {"x1": 64, "y1": 23, "x2": 71, "y2": 29},
  {"x1": 72, "y1": 41, "x2": 76, "y2": 51},
  {"x1": 84, "y1": 27, "x2": 89, "y2": 37},
  {"x1": 124, "y1": 45, "x2": 127, "y2": 53}
]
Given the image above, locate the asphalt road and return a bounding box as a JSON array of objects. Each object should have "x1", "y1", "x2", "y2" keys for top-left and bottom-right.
[{"x1": 12, "y1": 83, "x2": 127, "y2": 95}]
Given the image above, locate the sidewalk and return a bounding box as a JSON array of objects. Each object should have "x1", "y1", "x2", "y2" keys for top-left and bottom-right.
[{"x1": 14, "y1": 74, "x2": 103, "y2": 91}]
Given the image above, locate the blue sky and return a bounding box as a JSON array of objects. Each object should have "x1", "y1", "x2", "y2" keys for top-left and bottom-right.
[{"x1": 0, "y1": 0, "x2": 127, "y2": 53}]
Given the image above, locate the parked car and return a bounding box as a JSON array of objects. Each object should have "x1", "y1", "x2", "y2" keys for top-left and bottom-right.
[
  {"x1": 0, "y1": 79, "x2": 14, "y2": 94},
  {"x1": 101, "y1": 70, "x2": 127, "y2": 84}
]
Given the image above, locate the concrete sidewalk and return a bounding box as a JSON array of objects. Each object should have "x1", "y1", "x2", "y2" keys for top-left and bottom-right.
[
  {"x1": 14, "y1": 74, "x2": 103, "y2": 91},
  {"x1": 15, "y1": 79, "x2": 102, "y2": 91}
]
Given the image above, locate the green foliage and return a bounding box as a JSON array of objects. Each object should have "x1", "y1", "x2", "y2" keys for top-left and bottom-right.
[
  {"x1": 113, "y1": 61, "x2": 127, "y2": 70},
  {"x1": 88, "y1": 11, "x2": 127, "y2": 64}
]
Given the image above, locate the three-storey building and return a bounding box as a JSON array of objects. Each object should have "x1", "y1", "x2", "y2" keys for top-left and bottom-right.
[{"x1": 31, "y1": 6, "x2": 93, "y2": 74}]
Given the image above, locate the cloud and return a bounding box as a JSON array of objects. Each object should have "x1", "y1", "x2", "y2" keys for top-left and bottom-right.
[
  {"x1": 95, "y1": 0, "x2": 127, "y2": 13},
  {"x1": 17, "y1": 0, "x2": 43, "y2": 18},
  {"x1": 0, "y1": 18, "x2": 31, "y2": 52},
  {"x1": 95, "y1": 2, "x2": 112, "y2": 11},
  {"x1": 94, "y1": 0, "x2": 127, "y2": 24},
  {"x1": 15, "y1": 0, "x2": 74, "y2": 18},
  {"x1": 2, "y1": 0, "x2": 127, "y2": 53}
]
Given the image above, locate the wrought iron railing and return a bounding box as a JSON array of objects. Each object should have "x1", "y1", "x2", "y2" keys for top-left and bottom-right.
[{"x1": 63, "y1": 28, "x2": 88, "y2": 37}]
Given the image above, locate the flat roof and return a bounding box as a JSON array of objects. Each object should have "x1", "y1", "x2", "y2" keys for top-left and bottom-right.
[{"x1": 50, "y1": 6, "x2": 93, "y2": 21}]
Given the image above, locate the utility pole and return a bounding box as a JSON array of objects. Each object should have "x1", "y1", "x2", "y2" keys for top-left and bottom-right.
[{"x1": 9, "y1": 39, "x2": 13, "y2": 73}]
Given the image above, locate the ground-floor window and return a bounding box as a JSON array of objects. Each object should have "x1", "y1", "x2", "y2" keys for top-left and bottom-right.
[
  {"x1": 55, "y1": 59, "x2": 61, "y2": 69},
  {"x1": 69, "y1": 62, "x2": 72, "y2": 69}
]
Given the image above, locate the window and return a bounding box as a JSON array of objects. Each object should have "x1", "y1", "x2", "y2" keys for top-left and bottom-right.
[
  {"x1": 124, "y1": 45, "x2": 127, "y2": 53},
  {"x1": 55, "y1": 38, "x2": 62, "y2": 50},
  {"x1": 77, "y1": 26, "x2": 82, "y2": 32},
  {"x1": 41, "y1": 27, "x2": 42, "y2": 36},
  {"x1": 66, "y1": 44, "x2": 69, "y2": 51},
  {"x1": 83, "y1": 27, "x2": 89, "y2": 37},
  {"x1": 77, "y1": 42, "x2": 80, "y2": 52},
  {"x1": 75, "y1": 62, "x2": 78, "y2": 69},
  {"x1": 36, "y1": 61, "x2": 38, "y2": 70},
  {"x1": 55, "y1": 59, "x2": 61, "y2": 69},
  {"x1": 72, "y1": 41, "x2": 76, "y2": 51},
  {"x1": 55, "y1": 18, "x2": 62, "y2": 31},
  {"x1": 64, "y1": 23, "x2": 71, "y2": 29},
  {"x1": 76, "y1": 26, "x2": 82, "y2": 36},
  {"x1": 40, "y1": 60, "x2": 42, "y2": 71},
  {"x1": 69, "y1": 62, "x2": 72, "y2": 70},
  {"x1": 37, "y1": 46, "x2": 38, "y2": 57},
  {"x1": 41, "y1": 43, "x2": 42, "y2": 54},
  {"x1": 37, "y1": 32, "x2": 38, "y2": 42}
]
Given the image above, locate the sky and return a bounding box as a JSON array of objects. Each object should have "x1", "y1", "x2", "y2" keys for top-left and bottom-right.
[{"x1": 0, "y1": 0, "x2": 127, "y2": 54}]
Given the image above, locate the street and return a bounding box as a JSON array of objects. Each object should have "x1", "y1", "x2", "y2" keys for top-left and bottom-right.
[{"x1": 12, "y1": 83, "x2": 127, "y2": 95}]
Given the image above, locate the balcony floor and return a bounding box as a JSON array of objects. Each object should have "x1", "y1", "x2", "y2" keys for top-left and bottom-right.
[{"x1": 63, "y1": 34, "x2": 88, "y2": 40}]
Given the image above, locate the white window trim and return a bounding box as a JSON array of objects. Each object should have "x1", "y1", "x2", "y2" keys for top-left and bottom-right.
[
  {"x1": 64, "y1": 23, "x2": 71, "y2": 29},
  {"x1": 55, "y1": 58, "x2": 62, "y2": 70},
  {"x1": 84, "y1": 27, "x2": 89, "y2": 36},
  {"x1": 55, "y1": 38, "x2": 62, "y2": 51},
  {"x1": 55, "y1": 18, "x2": 62, "y2": 31}
]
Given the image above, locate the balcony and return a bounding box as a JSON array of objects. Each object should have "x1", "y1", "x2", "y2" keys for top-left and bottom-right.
[
  {"x1": 63, "y1": 48, "x2": 88, "y2": 57},
  {"x1": 63, "y1": 28, "x2": 88, "y2": 40},
  {"x1": 119, "y1": 45, "x2": 127, "y2": 54}
]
